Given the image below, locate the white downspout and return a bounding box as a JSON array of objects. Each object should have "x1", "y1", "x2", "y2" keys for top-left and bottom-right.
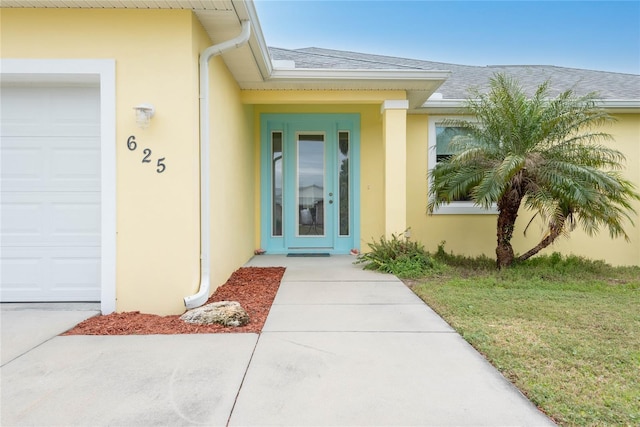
[{"x1": 184, "y1": 20, "x2": 251, "y2": 309}]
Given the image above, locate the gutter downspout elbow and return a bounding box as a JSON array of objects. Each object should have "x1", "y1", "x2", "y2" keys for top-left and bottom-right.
[{"x1": 184, "y1": 20, "x2": 251, "y2": 310}]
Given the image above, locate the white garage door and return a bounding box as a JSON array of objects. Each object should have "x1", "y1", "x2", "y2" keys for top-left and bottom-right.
[{"x1": 1, "y1": 85, "x2": 101, "y2": 302}]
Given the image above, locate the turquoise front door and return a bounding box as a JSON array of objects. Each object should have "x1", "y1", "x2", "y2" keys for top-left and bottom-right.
[{"x1": 260, "y1": 114, "x2": 360, "y2": 254}]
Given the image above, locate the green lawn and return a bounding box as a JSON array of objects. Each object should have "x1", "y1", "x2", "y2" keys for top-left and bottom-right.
[{"x1": 409, "y1": 254, "x2": 640, "y2": 427}]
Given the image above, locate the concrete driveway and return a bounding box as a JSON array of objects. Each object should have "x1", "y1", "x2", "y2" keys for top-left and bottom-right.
[
  {"x1": 1, "y1": 302, "x2": 100, "y2": 366},
  {"x1": 1, "y1": 256, "x2": 555, "y2": 426}
]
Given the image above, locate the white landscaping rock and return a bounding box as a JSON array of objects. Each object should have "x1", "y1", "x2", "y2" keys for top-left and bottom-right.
[{"x1": 180, "y1": 301, "x2": 249, "y2": 327}]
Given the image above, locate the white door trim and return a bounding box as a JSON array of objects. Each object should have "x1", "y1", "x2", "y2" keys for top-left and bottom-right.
[{"x1": 1, "y1": 59, "x2": 116, "y2": 314}]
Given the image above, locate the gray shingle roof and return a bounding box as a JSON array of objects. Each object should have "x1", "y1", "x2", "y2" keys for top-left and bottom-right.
[{"x1": 269, "y1": 47, "x2": 640, "y2": 100}]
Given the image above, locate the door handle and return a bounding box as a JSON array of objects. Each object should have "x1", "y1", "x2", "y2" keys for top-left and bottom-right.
[{"x1": 329, "y1": 199, "x2": 333, "y2": 204}]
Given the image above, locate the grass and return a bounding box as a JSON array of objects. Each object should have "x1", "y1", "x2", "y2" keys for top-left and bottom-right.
[{"x1": 409, "y1": 250, "x2": 640, "y2": 427}]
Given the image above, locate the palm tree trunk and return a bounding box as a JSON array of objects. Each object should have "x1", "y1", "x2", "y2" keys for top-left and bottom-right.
[
  {"x1": 496, "y1": 192, "x2": 521, "y2": 269},
  {"x1": 517, "y1": 219, "x2": 565, "y2": 262}
]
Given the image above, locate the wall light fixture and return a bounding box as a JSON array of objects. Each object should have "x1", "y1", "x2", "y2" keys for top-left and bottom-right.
[{"x1": 133, "y1": 103, "x2": 155, "y2": 129}]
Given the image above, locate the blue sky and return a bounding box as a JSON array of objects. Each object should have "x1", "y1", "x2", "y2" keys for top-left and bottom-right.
[{"x1": 253, "y1": 1, "x2": 640, "y2": 74}]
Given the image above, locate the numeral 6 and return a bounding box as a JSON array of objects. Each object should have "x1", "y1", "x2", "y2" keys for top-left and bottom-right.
[{"x1": 127, "y1": 135, "x2": 137, "y2": 151}]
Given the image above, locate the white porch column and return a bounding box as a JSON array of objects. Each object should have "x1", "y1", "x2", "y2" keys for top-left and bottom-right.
[{"x1": 381, "y1": 100, "x2": 409, "y2": 237}]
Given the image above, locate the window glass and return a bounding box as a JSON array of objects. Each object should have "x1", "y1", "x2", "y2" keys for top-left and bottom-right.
[
  {"x1": 297, "y1": 134, "x2": 325, "y2": 236},
  {"x1": 436, "y1": 126, "x2": 468, "y2": 162},
  {"x1": 272, "y1": 132, "x2": 283, "y2": 236},
  {"x1": 435, "y1": 125, "x2": 472, "y2": 201},
  {"x1": 338, "y1": 131, "x2": 350, "y2": 236}
]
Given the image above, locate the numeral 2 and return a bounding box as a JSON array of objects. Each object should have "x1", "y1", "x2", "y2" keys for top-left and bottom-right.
[{"x1": 142, "y1": 148, "x2": 152, "y2": 163}]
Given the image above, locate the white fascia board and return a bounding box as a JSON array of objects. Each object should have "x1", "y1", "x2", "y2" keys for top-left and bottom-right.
[
  {"x1": 233, "y1": 0, "x2": 273, "y2": 79},
  {"x1": 416, "y1": 98, "x2": 640, "y2": 114},
  {"x1": 270, "y1": 68, "x2": 450, "y2": 82},
  {"x1": 413, "y1": 99, "x2": 466, "y2": 114},
  {"x1": 601, "y1": 100, "x2": 640, "y2": 113}
]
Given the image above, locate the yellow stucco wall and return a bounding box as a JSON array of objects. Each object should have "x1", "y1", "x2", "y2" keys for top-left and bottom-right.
[
  {"x1": 206, "y1": 37, "x2": 257, "y2": 295},
  {"x1": 1, "y1": 8, "x2": 256, "y2": 313},
  {"x1": 407, "y1": 113, "x2": 640, "y2": 266},
  {"x1": 382, "y1": 106, "x2": 408, "y2": 237},
  {"x1": 517, "y1": 114, "x2": 639, "y2": 266}
]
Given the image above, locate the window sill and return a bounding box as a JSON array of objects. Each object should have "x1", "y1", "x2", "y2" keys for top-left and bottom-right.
[{"x1": 431, "y1": 202, "x2": 498, "y2": 215}]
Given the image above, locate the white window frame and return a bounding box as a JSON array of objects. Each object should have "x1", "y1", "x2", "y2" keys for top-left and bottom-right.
[{"x1": 428, "y1": 116, "x2": 497, "y2": 215}]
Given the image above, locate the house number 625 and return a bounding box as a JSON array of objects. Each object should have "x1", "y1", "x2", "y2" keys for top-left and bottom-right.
[{"x1": 127, "y1": 135, "x2": 166, "y2": 173}]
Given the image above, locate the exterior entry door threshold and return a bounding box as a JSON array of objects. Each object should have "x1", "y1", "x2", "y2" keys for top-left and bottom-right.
[{"x1": 286, "y1": 253, "x2": 331, "y2": 257}]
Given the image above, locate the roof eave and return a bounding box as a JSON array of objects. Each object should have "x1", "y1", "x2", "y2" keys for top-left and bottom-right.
[
  {"x1": 416, "y1": 99, "x2": 640, "y2": 114},
  {"x1": 412, "y1": 99, "x2": 465, "y2": 114},
  {"x1": 241, "y1": 68, "x2": 450, "y2": 108},
  {"x1": 231, "y1": 0, "x2": 272, "y2": 80},
  {"x1": 269, "y1": 68, "x2": 450, "y2": 81},
  {"x1": 600, "y1": 100, "x2": 640, "y2": 113}
]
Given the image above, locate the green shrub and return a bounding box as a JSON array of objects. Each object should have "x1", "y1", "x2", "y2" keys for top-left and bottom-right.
[{"x1": 355, "y1": 230, "x2": 442, "y2": 278}]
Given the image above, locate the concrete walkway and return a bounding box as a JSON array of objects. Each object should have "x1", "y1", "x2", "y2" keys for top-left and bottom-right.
[{"x1": 1, "y1": 255, "x2": 554, "y2": 426}]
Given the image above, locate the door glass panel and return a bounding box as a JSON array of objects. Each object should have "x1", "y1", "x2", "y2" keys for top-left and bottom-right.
[
  {"x1": 338, "y1": 131, "x2": 350, "y2": 236},
  {"x1": 271, "y1": 132, "x2": 283, "y2": 236},
  {"x1": 297, "y1": 134, "x2": 325, "y2": 236}
]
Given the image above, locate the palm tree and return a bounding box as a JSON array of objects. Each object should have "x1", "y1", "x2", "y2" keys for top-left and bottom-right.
[{"x1": 428, "y1": 73, "x2": 639, "y2": 268}]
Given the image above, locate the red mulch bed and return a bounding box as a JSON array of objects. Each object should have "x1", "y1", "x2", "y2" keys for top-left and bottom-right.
[{"x1": 63, "y1": 267, "x2": 285, "y2": 335}]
